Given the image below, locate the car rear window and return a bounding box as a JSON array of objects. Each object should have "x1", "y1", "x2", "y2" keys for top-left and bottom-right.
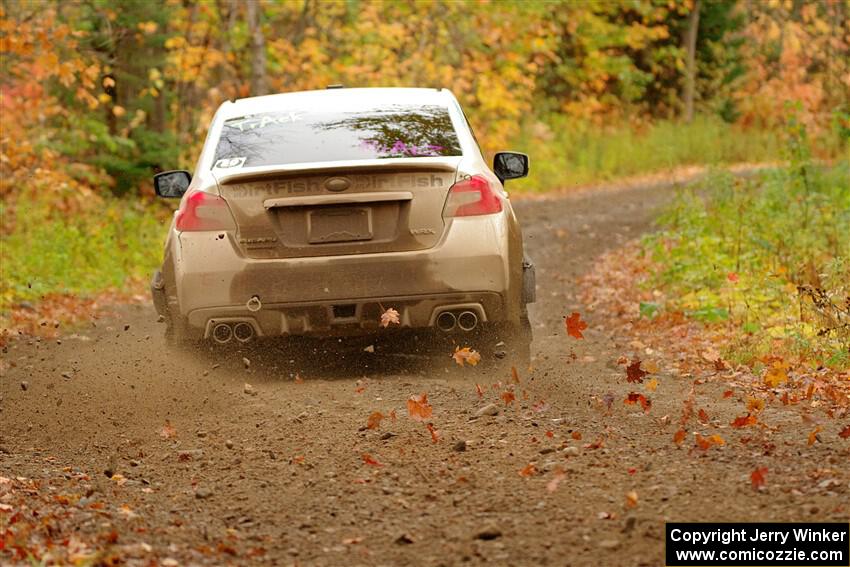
[{"x1": 213, "y1": 104, "x2": 462, "y2": 168}]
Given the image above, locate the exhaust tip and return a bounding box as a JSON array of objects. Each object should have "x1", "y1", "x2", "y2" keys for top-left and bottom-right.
[
  {"x1": 457, "y1": 311, "x2": 479, "y2": 332},
  {"x1": 212, "y1": 323, "x2": 233, "y2": 344},
  {"x1": 436, "y1": 311, "x2": 457, "y2": 332},
  {"x1": 233, "y1": 322, "x2": 255, "y2": 343}
]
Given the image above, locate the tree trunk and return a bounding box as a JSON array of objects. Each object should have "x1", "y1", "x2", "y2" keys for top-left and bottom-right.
[
  {"x1": 247, "y1": 0, "x2": 268, "y2": 96},
  {"x1": 683, "y1": 0, "x2": 701, "y2": 123}
]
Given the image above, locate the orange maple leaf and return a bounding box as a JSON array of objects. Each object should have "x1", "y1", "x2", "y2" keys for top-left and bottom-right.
[
  {"x1": 731, "y1": 414, "x2": 758, "y2": 428},
  {"x1": 722, "y1": 390, "x2": 734, "y2": 399},
  {"x1": 406, "y1": 393, "x2": 433, "y2": 421},
  {"x1": 694, "y1": 433, "x2": 725, "y2": 450},
  {"x1": 624, "y1": 392, "x2": 651, "y2": 413},
  {"x1": 565, "y1": 312, "x2": 588, "y2": 339},
  {"x1": 366, "y1": 411, "x2": 384, "y2": 430},
  {"x1": 697, "y1": 409, "x2": 710, "y2": 423},
  {"x1": 452, "y1": 346, "x2": 481, "y2": 367},
  {"x1": 746, "y1": 397, "x2": 765, "y2": 413},
  {"x1": 750, "y1": 467, "x2": 768, "y2": 489},
  {"x1": 571, "y1": 431, "x2": 582, "y2": 440},
  {"x1": 518, "y1": 463, "x2": 536, "y2": 477},
  {"x1": 501, "y1": 390, "x2": 516, "y2": 405},
  {"x1": 361, "y1": 453, "x2": 383, "y2": 467},
  {"x1": 626, "y1": 359, "x2": 647, "y2": 383},
  {"x1": 840, "y1": 425, "x2": 850, "y2": 439},
  {"x1": 673, "y1": 429, "x2": 687, "y2": 445}
]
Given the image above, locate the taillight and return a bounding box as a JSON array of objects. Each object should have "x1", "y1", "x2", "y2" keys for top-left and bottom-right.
[
  {"x1": 175, "y1": 191, "x2": 235, "y2": 232},
  {"x1": 443, "y1": 175, "x2": 503, "y2": 217}
]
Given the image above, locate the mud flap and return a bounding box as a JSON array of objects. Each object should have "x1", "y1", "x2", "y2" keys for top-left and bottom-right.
[
  {"x1": 522, "y1": 254, "x2": 536, "y2": 304},
  {"x1": 150, "y1": 270, "x2": 168, "y2": 318}
]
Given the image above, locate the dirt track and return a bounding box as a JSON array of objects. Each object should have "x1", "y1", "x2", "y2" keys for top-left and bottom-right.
[{"x1": 2, "y1": 181, "x2": 847, "y2": 566}]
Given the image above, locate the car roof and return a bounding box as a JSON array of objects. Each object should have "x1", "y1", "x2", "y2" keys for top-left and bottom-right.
[{"x1": 222, "y1": 87, "x2": 456, "y2": 118}]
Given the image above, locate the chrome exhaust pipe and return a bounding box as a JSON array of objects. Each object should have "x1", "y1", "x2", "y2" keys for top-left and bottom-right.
[
  {"x1": 233, "y1": 322, "x2": 255, "y2": 343},
  {"x1": 436, "y1": 311, "x2": 457, "y2": 332},
  {"x1": 457, "y1": 310, "x2": 479, "y2": 332},
  {"x1": 212, "y1": 323, "x2": 233, "y2": 344}
]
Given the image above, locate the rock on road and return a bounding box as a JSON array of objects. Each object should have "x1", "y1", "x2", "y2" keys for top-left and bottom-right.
[{"x1": 1, "y1": 181, "x2": 846, "y2": 566}]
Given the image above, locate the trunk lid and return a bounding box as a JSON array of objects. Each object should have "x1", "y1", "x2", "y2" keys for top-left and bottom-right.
[{"x1": 214, "y1": 158, "x2": 459, "y2": 259}]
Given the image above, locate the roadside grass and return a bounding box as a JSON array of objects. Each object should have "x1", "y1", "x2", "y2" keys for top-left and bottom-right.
[
  {"x1": 509, "y1": 114, "x2": 845, "y2": 192},
  {"x1": 0, "y1": 196, "x2": 168, "y2": 313},
  {"x1": 641, "y1": 153, "x2": 850, "y2": 371}
]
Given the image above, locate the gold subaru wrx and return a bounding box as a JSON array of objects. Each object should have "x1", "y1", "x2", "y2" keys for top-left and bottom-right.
[{"x1": 151, "y1": 87, "x2": 535, "y2": 365}]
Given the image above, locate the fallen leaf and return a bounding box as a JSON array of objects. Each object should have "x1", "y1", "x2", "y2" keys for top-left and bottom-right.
[
  {"x1": 722, "y1": 390, "x2": 734, "y2": 399},
  {"x1": 727, "y1": 272, "x2": 739, "y2": 283},
  {"x1": 571, "y1": 431, "x2": 582, "y2": 440},
  {"x1": 645, "y1": 378, "x2": 658, "y2": 392},
  {"x1": 763, "y1": 360, "x2": 789, "y2": 388},
  {"x1": 453, "y1": 346, "x2": 481, "y2": 367},
  {"x1": 698, "y1": 409, "x2": 710, "y2": 423},
  {"x1": 624, "y1": 392, "x2": 651, "y2": 413},
  {"x1": 807, "y1": 426, "x2": 822, "y2": 446},
  {"x1": 362, "y1": 453, "x2": 383, "y2": 467},
  {"x1": 625, "y1": 490, "x2": 638, "y2": 508},
  {"x1": 501, "y1": 390, "x2": 516, "y2": 405},
  {"x1": 694, "y1": 433, "x2": 724, "y2": 450},
  {"x1": 380, "y1": 307, "x2": 400, "y2": 328},
  {"x1": 626, "y1": 359, "x2": 647, "y2": 383},
  {"x1": 565, "y1": 312, "x2": 588, "y2": 339},
  {"x1": 366, "y1": 411, "x2": 384, "y2": 430},
  {"x1": 839, "y1": 425, "x2": 850, "y2": 439},
  {"x1": 747, "y1": 397, "x2": 765, "y2": 413},
  {"x1": 673, "y1": 429, "x2": 687, "y2": 445},
  {"x1": 643, "y1": 360, "x2": 659, "y2": 374},
  {"x1": 518, "y1": 463, "x2": 536, "y2": 477},
  {"x1": 731, "y1": 414, "x2": 758, "y2": 428},
  {"x1": 407, "y1": 393, "x2": 433, "y2": 421},
  {"x1": 475, "y1": 383, "x2": 484, "y2": 398},
  {"x1": 750, "y1": 467, "x2": 768, "y2": 489}
]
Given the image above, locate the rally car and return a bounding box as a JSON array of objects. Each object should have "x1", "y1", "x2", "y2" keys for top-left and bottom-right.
[{"x1": 151, "y1": 87, "x2": 535, "y2": 365}]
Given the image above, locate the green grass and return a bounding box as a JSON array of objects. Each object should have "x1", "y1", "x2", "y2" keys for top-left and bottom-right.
[
  {"x1": 0, "y1": 196, "x2": 169, "y2": 311},
  {"x1": 508, "y1": 114, "x2": 845, "y2": 192},
  {"x1": 642, "y1": 158, "x2": 850, "y2": 369}
]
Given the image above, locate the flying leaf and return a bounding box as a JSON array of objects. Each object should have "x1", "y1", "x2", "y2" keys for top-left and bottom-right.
[
  {"x1": 546, "y1": 467, "x2": 566, "y2": 492},
  {"x1": 626, "y1": 359, "x2": 647, "y2": 383},
  {"x1": 475, "y1": 383, "x2": 484, "y2": 398},
  {"x1": 367, "y1": 411, "x2": 384, "y2": 430},
  {"x1": 453, "y1": 347, "x2": 481, "y2": 367},
  {"x1": 694, "y1": 433, "x2": 725, "y2": 450},
  {"x1": 727, "y1": 272, "x2": 739, "y2": 283},
  {"x1": 426, "y1": 423, "x2": 440, "y2": 443},
  {"x1": 750, "y1": 467, "x2": 768, "y2": 489},
  {"x1": 565, "y1": 312, "x2": 588, "y2": 339},
  {"x1": 407, "y1": 393, "x2": 433, "y2": 421},
  {"x1": 518, "y1": 463, "x2": 536, "y2": 477},
  {"x1": 380, "y1": 307, "x2": 400, "y2": 328},
  {"x1": 807, "y1": 426, "x2": 822, "y2": 446},
  {"x1": 362, "y1": 453, "x2": 383, "y2": 467},
  {"x1": 625, "y1": 490, "x2": 638, "y2": 508},
  {"x1": 511, "y1": 366, "x2": 521, "y2": 384}
]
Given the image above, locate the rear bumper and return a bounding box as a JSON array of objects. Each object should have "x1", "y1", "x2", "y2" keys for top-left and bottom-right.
[{"x1": 167, "y1": 215, "x2": 524, "y2": 339}]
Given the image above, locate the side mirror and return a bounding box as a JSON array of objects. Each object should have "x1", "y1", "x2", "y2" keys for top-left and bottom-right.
[
  {"x1": 493, "y1": 152, "x2": 529, "y2": 183},
  {"x1": 154, "y1": 170, "x2": 192, "y2": 198}
]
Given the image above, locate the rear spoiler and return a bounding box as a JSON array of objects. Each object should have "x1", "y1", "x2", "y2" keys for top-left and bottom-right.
[{"x1": 213, "y1": 157, "x2": 460, "y2": 186}]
